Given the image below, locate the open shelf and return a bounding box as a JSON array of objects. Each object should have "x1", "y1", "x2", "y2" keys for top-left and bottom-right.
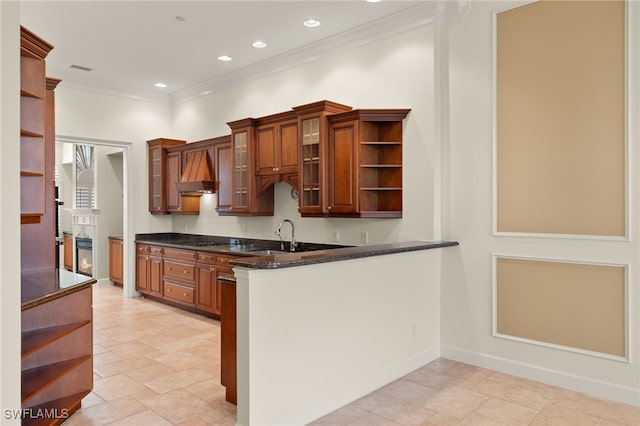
[
  {"x1": 22, "y1": 321, "x2": 91, "y2": 358},
  {"x1": 22, "y1": 391, "x2": 89, "y2": 426},
  {"x1": 22, "y1": 356, "x2": 91, "y2": 405}
]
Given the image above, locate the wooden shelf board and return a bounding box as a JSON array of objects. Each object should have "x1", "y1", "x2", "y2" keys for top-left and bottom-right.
[
  {"x1": 21, "y1": 171, "x2": 45, "y2": 177},
  {"x1": 21, "y1": 129, "x2": 45, "y2": 138},
  {"x1": 360, "y1": 141, "x2": 402, "y2": 145},
  {"x1": 20, "y1": 88, "x2": 44, "y2": 99},
  {"x1": 22, "y1": 390, "x2": 89, "y2": 426},
  {"x1": 22, "y1": 321, "x2": 91, "y2": 358},
  {"x1": 22, "y1": 356, "x2": 91, "y2": 404},
  {"x1": 360, "y1": 164, "x2": 402, "y2": 168},
  {"x1": 21, "y1": 214, "x2": 43, "y2": 224},
  {"x1": 360, "y1": 187, "x2": 402, "y2": 191}
]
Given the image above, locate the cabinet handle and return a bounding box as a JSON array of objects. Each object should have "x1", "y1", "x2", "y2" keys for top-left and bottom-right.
[{"x1": 183, "y1": 270, "x2": 188, "y2": 274}]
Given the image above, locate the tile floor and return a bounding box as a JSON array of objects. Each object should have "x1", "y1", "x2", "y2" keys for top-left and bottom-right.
[{"x1": 65, "y1": 282, "x2": 639, "y2": 425}]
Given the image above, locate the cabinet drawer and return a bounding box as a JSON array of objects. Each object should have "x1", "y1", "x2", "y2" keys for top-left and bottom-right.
[
  {"x1": 163, "y1": 281, "x2": 195, "y2": 305},
  {"x1": 150, "y1": 246, "x2": 164, "y2": 256},
  {"x1": 197, "y1": 252, "x2": 216, "y2": 264},
  {"x1": 216, "y1": 255, "x2": 234, "y2": 267},
  {"x1": 137, "y1": 244, "x2": 150, "y2": 254},
  {"x1": 164, "y1": 260, "x2": 195, "y2": 282},
  {"x1": 163, "y1": 247, "x2": 196, "y2": 261}
]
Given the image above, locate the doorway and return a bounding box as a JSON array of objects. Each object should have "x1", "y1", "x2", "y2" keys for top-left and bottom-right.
[{"x1": 55, "y1": 135, "x2": 135, "y2": 298}]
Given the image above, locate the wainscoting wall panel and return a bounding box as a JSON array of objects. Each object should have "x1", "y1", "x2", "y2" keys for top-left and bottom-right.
[
  {"x1": 495, "y1": 256, "x2": 627, "y2": 359},
  {"x1": 495, "y1": 0, "x2": 626, "y2": 237}
]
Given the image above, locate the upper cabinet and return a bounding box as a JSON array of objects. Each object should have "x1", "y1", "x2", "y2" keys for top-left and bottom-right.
[
  {"x1": 147, "y1": 138, "x2": 187, "y2": 214},
  {"x1": 327, "y1": 109, "x2": 410, "y2": 218},
  {"x1": 221, "y1": 119, "x2": 274, "y2": 216},
  {"x1": 254, "y1": 111, "x2": 299, "y2": 193},
  {"x1": 146, "y1": 101, "x2": 409, "y2": 219},
  {"x1": 292, "y1": 101, "x2": 353, "y2": 217}
]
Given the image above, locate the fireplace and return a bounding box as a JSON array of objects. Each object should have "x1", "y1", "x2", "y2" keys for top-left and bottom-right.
[{"x1": 76, "y1": 237, "x2": 93, "y2": 276}]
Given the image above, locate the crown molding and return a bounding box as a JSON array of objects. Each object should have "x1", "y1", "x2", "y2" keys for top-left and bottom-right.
[
  {"x1": 50, "y1": 68, "x2": 171, "y2": 105},
  {"x1": 171, "y1": 1, "x2": 459, "y2": 104}
]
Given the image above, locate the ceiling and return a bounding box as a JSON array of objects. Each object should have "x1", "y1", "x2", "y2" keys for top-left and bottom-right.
[{"x1": 20, "y1": 1, "x2": 439, "y2": 103}]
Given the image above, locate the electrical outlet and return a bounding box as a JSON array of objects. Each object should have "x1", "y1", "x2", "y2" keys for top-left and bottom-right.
[
  {"x1": 333, "y1": 230, "x2": 340, "y2": 242},
  {"x1": 361, "y1": 231, "x2": 369, "y2": 244}
]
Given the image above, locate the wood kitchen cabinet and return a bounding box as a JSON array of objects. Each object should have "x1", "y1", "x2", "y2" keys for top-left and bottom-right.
[
  {"x1": 327, "y1": 109, "x2": 410, "y2": 218},
  {"x1": 219, "y1": 273, "x2": 237, "y2": 404},
  {"x1": 195, "y1": 252, "x2": 230, "y2": 316},
  {"x1": 220, "y1": 119, "x2": 274, "y2": 216},
  {"x1": 254, "y1": 111, "x2": 299, "y2": 193},
  {"x1": 135, "y1": 244, "x2": 163, "y2": 296},
  {"x1": 63, "y1": 232, "x2": 73, "y2": 271},
  {"x1": 292, "y1": 101, "x2": 353, "y2": 217},
  {"x1": 162, "y1": 247, "x2": 197, "y2": 308},
  {"x1": 164, "y1": 150, "x2": 200, "y2": 214},
  {"x1": 213, "y1": 137, "x2": 233, "y2": 212},
  {"x1": 147, "y1": 138, "x2": 187, "y2": 214},
  {"x1": 108, "y1": 236, "x2": 123, "y2": 287}
]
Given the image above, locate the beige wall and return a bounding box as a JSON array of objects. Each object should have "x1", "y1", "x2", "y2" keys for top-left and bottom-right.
[
  {"x1": 443, "y1": 0, "x2": 639, "y2": 406},
  {"x1": 496, "y1": 0, "x2": 626, "y2": 236}
]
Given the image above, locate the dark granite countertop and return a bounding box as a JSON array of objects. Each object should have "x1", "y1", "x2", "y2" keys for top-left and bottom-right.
[
  {"x1": 230, "y1": 240, "x2": 459, "y2": 269},
  {"x1": 135, "y1": 233, "x2": 459, "y2": 270},
  {"x1": 22, "y1": 268, "x2": 96, "y2": 310}
]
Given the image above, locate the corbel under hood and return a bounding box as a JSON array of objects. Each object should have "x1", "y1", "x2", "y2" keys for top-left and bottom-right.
[{"x1": 176, "y1": 150, "x2": 215, "y2": 194}]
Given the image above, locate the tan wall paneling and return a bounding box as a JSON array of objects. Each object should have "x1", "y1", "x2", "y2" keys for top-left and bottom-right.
[
  {"x1": 496, "y1": 1, "x2": 625, "y2": 236},
  {"x1": 496, "y1": 257, "x2": 626, "y2": 358}
]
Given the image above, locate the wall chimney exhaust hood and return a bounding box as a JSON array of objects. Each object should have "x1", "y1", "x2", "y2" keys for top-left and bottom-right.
[{"x1": 176, "y1": 150, "x2": 215, "y2": 194}]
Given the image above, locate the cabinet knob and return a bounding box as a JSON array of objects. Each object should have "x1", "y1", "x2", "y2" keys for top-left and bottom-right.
[
  {"x1": 273, "y1": 167, "x2": 277, "y2": 172},
  {"x1": 183, "y1": 270, "x2": 188, "y2": 274},
  {"x1": 167, "y1": 288, "x2": 172, "y2": 292},
  {"x1": 328, "y1": 206, "x2": 332, "y2": 211},
  {"x1": 167, "y1": 266, "x2": 172, "y2": 271},
  {"x1": 210, "y1": 267, "x2": 216, "y2": 272},
  {"x1": 183, "y1": 292, "x2": 188, "y2": 297}
]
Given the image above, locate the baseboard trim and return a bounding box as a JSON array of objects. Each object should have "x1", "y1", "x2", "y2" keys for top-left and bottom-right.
[
  {"x1": 441, "y1": 345, "x2": 640, "y2": 407},
  {"x1": 264, "y1": 347, "x2": 441, "y2": 426}
]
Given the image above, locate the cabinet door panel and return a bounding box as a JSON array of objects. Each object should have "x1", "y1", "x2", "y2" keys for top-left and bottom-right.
[
  {"x1": 166, "y1": 151, "x2": 181, "y2": 212},
  {"x1": 196, "y1": 265, "x2": 216, "y2": 314},
  {"x1": 255, "y1": 125, "x2": 276, "y2": 175},
  {"x1": 329, "y1": 122, "x2": 357, "y2": 213},
  {"x1": 149, "y1": 256, "x2": 163, "y2": 296},
  {"x1": 136, "y1": 254, "x2": 148, "y2": 293},
  {"x1": 278, "y1": 120, "x2": 299, "y2": 174}
]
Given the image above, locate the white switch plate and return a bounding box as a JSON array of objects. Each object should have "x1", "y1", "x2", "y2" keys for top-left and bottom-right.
[{"x1": 361, "y1": 231, "x2": 368, "y2": 244}]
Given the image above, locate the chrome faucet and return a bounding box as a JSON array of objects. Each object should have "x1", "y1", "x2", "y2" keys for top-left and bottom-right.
[{"x1": 275, "y1": 219, "x2": 297, "y2": 252}]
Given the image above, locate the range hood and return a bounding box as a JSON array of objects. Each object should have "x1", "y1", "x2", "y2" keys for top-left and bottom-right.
[{"x1": 175, "y1": 150, "x2": 215, "y2": 194}]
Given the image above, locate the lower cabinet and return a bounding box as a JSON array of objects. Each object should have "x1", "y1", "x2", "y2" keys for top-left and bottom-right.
[
  {"x1": 108, "y1": 237, "x2": 123, "y2": 287},
  {"x1": 135, "y1": 243, "x2": 233, "y2": 318},
  {"x1": 63, "y1": 232, "x2": 73, "y2": 271},
  {"x1": 135, "y1": 244, "x2": 163, "y2": 297}
]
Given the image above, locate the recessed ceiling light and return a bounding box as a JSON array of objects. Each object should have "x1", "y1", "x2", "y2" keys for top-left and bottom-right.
[
  {"x1": 303, "y1": 18, "x2": 320, "y2": 28},
  {"x1": 251, "y1": 40, "x2": 267, "y2": 49},
  {"x1": 366, "y1": 0, "x2": 383, "y2": 3},
  {"x1": 217, "y1": 55, "x2": 232, "y2": 62},
  {"x1": 155, "y1": 82, "x2": 167, "y2": 88}
]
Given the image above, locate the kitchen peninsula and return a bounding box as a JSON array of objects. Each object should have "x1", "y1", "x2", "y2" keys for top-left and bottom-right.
[{"x1": 135, "y1": 232, "x2": 458, "y2": 425}]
